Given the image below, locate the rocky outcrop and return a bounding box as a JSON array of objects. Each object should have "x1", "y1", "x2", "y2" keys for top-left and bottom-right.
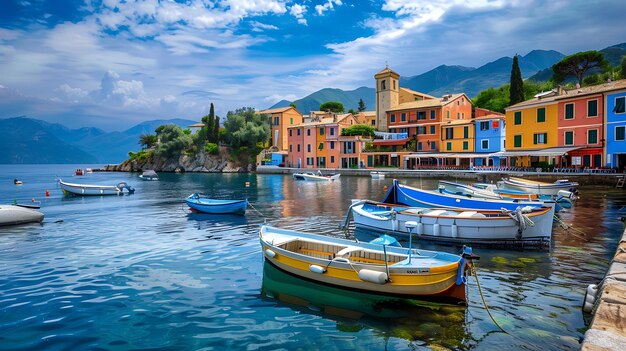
[{"x1": 104, "y1": 146, "x2": 255, "y2": 173}]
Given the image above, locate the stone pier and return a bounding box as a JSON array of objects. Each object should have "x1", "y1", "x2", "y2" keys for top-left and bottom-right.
[{"x1": 581, "y1": 227, "x2": 626, "y2": 350}]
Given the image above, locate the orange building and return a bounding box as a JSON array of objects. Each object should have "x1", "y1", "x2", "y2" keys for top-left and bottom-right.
[{"x1": 258, "y1": 106, "x2": 303, "y2": 151}]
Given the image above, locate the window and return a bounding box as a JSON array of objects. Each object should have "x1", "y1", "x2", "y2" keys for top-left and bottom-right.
[
  {"x1": 457, "y1": 112, "x2": 460, "y2": 119},
  {"x1": 430, "y1": 125, "x2": 435, "y2": 134},
  {"x1": 537, "y1": 108, "x2": 545, "y2": 122},
  {"x1": 317, "y1": 142, "x2": 323, "y2": 150},
  {"x1": 463, "y1": 141, "x2": 468, "y2": 150},
  {"x1": 445, "y1": 128, "x2": 454, "y2": 140},
  {"x1": 430, "y1": 110, "x2": 435, "y2": 119},
  {"x1": 446, "y1": 142, "x2": 452, "y2": 151},
  {"x1": 274, "y1": 117, "x2": 279, "y2": 125},
  {"x1": 330, "y1": 141, "x2": 335, "y2": 149},
  {"x1": 431, "y1": 141, "x2": 436, "y2": 150},
  {"x1": 564, "y1": 131, "x2": 574, "y2": 145},
  {"x1": 417, "y1": 111, "x2": 426, "y2": 120},
  {"x1": 514, "y1": 135, "x2": 522, "y2": 148},
  {"x1": 401, "y1": 113, "x2": 406, "y2": 122},
  {"x1": 463, "y1": 126, "x2": 468, "y2": 138},
  {"x1": 614, "y1": 97, "x2": 625, "y2": 114},
  {"x1": 381, "y1": 80, "x2": 386, "y2": 90},
  {"x1": 616, "y1": 126, "x2": 625, "y2": 141},
  {"x1": 330, "y1": 128, "x2": 334, "y2": 136},
  {"x1": 514, "y1": 111, "x2": 522, "y2": 125},
  {"x1": 390, "y1": 114, "x2": 396, "y2": 123},
  {"x1": 371, "y1": 120, "x2": 376, "y2": 126},
  {"x1": 289, "y1": 145, "x2": 292, "y2": 152},
  {"x1": 297, "y1": 144, "x2": 300, "y2": 152},
  {"x1": 319, "y1": 128, "x2": 324, "y2": 135},
  {"x1": 481, "y1": 140, "x2": 489, "y2": 149},
  {"x1": 289, "y1": 130, "x2": 292, "y2": 137},
  {"x1": 446, "y1": 111, "x2": 450, "y2": 119},
  {"x1": 480, "y1": 121, "x2": 489, "y2": 131},
  {"x1": 307, "y1": 144, "x2": 311, "y2": 152},
  {"x1": 330, "y1": 156, "x2": 335, "y2": 163},
  {"x1": 564, "y1": 103, "x2": 574, "y2": 119},
  {"x1": 297, "y1": 129, "x2": 300, "y2": 136},
  {"x1": 417, "y1": 142, "x2": 422, "y2": 151},
  {"x1": 417, "y1": 126, "x2": 426, "y2": 135},
  {"x1": 307, "y1": 129, "x2": 311, "y2": 136},
  {"x1": 588, "y1": 129, "x2": 598, "y2": 144},
  {"x1": 393, "y1": 80, "x2": 396, "y2": 90},
  {"x1": 588, "y1": 100, "x2": 598, "y2": 117},
  {"x1": 290, "y1": 117, "x2": 293, "y2": 125},
  {"x1": 533, "y1": 133, "x2": 547, "y2": 144}
]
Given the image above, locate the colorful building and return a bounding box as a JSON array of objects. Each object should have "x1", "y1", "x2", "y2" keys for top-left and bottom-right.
[
  {"x1": 605, "y1": 81, "x2": 626, "y2": 170},
  {"x1": 259, "y1": 107, "x2": 303, "y2": 152},
  {"x1": 286, "y1": 113, "x2": 359, "y2": 168},
  {"x1": 473, "y1": 112, "x2": 506, "y2": 167}
]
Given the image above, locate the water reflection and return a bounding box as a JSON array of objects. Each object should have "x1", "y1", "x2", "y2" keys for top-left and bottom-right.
[{"x1": 261, "y1": 261, "x2": 471, "y2": 349}]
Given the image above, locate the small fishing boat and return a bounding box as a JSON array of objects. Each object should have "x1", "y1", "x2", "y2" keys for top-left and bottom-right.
[
  {"x1": 293, "y1": 171, "x2": 340, "y2": 181},
  {"x1": 59, "y1": 179, "x2": 135, "y2": 196},
  {"x1": 499, "y1": 177, "x2": 578, "y2": 197},
  {"x1": 370, "y1": 171, "x2": 386, "y2": 180},
  {"x1": 346, "y1": 201, "x2": 555, "y2": 247},
  {"x1": 438, "y1": 180, "x2": 503, "y2": 200},
  {"x1": 383, "y1": 180, "x2": 553, "y2": 211},
  {"x1": 75, "y1": 168, "x2": 84, "y2": 176},
  {"x1": 85, "y1": 168, "x2": 93, "y2": 173},
  {"x1": 139, "y1": 170, "x2": 159, "y2": 181},
  {"x1": 185, "y1": 193, "x2": 247, "y2": 215},
  {"x1": 13, "y1": 178, "x2": 22, "y2": 185},
  {"x1": 259, "y1": 225, "x2": 478, "y2": 304},
  {"x1": 0, "y1": 205, "x2": 44, "y2": 226}
]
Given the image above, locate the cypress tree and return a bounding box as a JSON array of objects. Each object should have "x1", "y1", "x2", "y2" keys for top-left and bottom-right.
[
  {"x1": 207, "y1": 103, "x2": 215, "y2": 142},
  {"x1": 509, "y1": 55, "x2": 524, "y2": 106},
  {"x1": 213, "y1": 116, "x2": 220, "y2": 143}
]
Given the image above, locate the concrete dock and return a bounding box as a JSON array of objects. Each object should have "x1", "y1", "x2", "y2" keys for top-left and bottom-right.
[{"x1": 581, "y1": 227, "x2": 626, "y2": 350}]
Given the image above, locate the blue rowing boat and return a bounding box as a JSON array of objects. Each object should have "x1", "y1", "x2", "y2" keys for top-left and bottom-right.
[
  {"x1": 382, "y1": 179, "x2": 554, "y2": 211},
  {"x1": 185, "y1": 194, "x2": 248, "y2": 215}
]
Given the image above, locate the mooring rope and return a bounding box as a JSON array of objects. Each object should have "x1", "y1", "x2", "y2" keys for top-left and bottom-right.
[
  {"x1": 247, "y1": 201, "x2": 268, "y2": 223},
  {"x1": 553, "y1": 215, "x2": 588, "y2": 241},
  {"x1": 471, "y1": 263, "x2": 509, "y2": 334}
]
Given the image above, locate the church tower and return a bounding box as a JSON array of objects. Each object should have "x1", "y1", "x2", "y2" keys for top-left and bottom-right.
[{"x1": 375, "y1": 66, "x2": 400, "y2": 132}]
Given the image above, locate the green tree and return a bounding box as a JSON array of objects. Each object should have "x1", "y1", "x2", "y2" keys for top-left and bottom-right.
[
  {"x1": 473, "y1": 85, "x2": 510, "y2": 113},
  {"x1": 348, "y1": 108, "x2": 356, "y2": 114},
  {"x1": 138, "y1": 133, "x2": 157, "y2": 149},
  {"x1": 552, "y1": 50, "x2": 610, "y2": 86},
  {"x1": 620, "y1": 56, "x2": 626, "y2": 79},
  {"x1": 341, "y1": 124, "x2": 375, "y2": 137},
  {"x1": 154, "y1": 125, "x2": 193, "y2": 158},
  {"x1": 320, "y1": 101, "x2": 344, "y2": 113},
  {"x1": 223, "y1": 108, "x2": 269, "y2": 148},
  {"x1": 509, "y1": 55, "x2": 524, "y2": 106},
  {"x1": 357, "y1": 98, "x2": 366, "y2": 112},
  {"x1": 213, "y1": 116, "x2": 220, "y2": 143},
  {"x1": 289, "y1": 102, "x2": 297, "y2": 109}
]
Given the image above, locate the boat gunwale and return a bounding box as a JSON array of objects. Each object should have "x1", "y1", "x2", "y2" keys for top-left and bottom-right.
[{"x1": 358, "y1": 203, "x2": 553, "y2": 221}]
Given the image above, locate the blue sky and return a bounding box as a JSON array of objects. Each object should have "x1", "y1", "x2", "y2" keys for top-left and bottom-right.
[{"x1": 1, "y1": 0, "x2": 625, "y2": 130}]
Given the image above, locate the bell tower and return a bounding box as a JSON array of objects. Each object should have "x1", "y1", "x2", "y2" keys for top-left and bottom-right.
[{"x1": 375, "y1": 66, "x2": 400, "y2": 132}]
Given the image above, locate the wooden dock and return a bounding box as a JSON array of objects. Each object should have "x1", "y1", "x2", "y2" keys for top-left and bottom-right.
[{"x1": 581, "y1": 226, "x2": 626, "y2": 350}]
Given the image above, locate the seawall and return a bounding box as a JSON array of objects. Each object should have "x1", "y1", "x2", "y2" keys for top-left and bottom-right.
[
  {"x1": 581, "y1": 226, "x2": 626, "y2": 350},
  {"x1": 256, "y1": 166, "x2": 624, "y2": 186}
]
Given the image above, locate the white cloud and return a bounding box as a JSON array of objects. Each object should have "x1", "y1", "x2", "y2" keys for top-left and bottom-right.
[
  {"x1": 58, "y1": 84, "x2": 89, "y2": 100},
  {"x1": 250, "y1": 21, "x2": 279, "y2": 32},
  {"x1": 264, "y1": 93, "x2": 297, "y2": 103},
  {"x1": 315, "y1": 0, "x2": 342, "y2": 16},
  {"x1": 290, "y1": 3, "x2": 308, "y2": 25}
]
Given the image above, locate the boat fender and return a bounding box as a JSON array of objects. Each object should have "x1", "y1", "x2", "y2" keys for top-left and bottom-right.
[
  {"x1": 416, "y1": 222, "x2": 423, "y2": 235},
  {"x1": 582, "y1": 284, "x2": 598, "y2": 313},
  {"x1": 309, "y1": 265, "x2": 326, "y2": 274},
  {"x1": 557, "y1": 190, "x2": 574, "y2": 199},
  {"x1": 332, "y1": 257, "x2": 350, "y2": 264},
  {"x1": 456, "y1": 257, "x2": 467, "y2": 285},
  {"x1": 433, "y1": 223, "x2": 440, "y2": 236},
  {"x1": 264, "y1": 249, "x2": 276, "y2": 258},
  {"x1": 451, "y1": 222, "x2": 458, "y2": 238},
  {"x1": 358, "y1": 269, "x2": 387, "y2": 284}
]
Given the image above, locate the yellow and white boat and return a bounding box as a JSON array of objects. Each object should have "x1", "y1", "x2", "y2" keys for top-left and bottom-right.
[{"x1": 259, "y1": 225, "x2": 477, "y2": 305}]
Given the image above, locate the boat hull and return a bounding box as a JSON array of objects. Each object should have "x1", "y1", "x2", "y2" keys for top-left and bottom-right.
[
  {"x1": 0, "y1": 205, "x2": 44, "y2": 226},
  {"x1": 59, "y1": 180, "x2": 130, "y2": 196},
  {"x1": 293, "y1": 173, "x2": 340, "y2": 181},
  {"x1": 259, "y1": 225, "x2": 468, "y2": 304},
  {"x1": 383, "y1": 180, "x2": 553, "y2": 211},
  {"x1": 186, "y1": 195, "x2": 247, "y2": 215},
  {"x1": 352, "y1": 202, "x2": 554, "y2": 247},
  {"x1": 500, "y1": 177, "x2": 578, "y2": 196}
]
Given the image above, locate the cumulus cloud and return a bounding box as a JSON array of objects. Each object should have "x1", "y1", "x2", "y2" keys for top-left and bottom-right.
[
  {"x1": 264, "y1": 93, "x2": 298, "y2": 103},
  {"x1": 315, "y1": 0, "x2": 342, "y2": 16},
  {"x1": 250, "y1": 21, "x2": 279, "y2": 32},
  {"x1": 290, "y1": 3, "x2": 308, "y2": 25}
]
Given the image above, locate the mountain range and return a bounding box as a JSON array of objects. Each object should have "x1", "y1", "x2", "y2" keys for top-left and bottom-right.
[
  {"x1": 272, "y1": 43, "x2": 626, "y2": 114},
  {"x1": 0, "y1": 117, "x2": 196, "y2": 164}
]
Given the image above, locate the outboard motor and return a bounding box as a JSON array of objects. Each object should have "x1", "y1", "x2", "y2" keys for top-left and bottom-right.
[{"x1": 117, "y1": 182, "x2": 135, "y2": 194}]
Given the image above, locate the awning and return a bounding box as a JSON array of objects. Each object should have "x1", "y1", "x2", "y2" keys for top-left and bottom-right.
[
  {"x1": 404, "y1": 153, "x2": 496, "y2": 159},
  {"x1": 490, "y1": 146, "x2": 582, "y2": 157}
]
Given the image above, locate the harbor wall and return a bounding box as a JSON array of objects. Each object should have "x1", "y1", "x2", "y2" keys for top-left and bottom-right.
[
  {"x1": 256, "y1": 166, "x2": 623, "y2": 186},
  {"x1": 581, "y1": 227, "x2": 626, "y2": 350}
]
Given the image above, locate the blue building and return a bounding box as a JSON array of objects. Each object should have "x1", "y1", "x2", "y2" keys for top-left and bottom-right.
[
  {"x1": 473, "y1": 114, "x2": 506, "y2": 167},
  {"x1": 606, "y1": 87, "x2": 626, "y2": 170}
]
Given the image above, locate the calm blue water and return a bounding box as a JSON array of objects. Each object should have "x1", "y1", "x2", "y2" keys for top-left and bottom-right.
[{"x1": 1, "y1": 165, "x2": 625, "y2": 350}]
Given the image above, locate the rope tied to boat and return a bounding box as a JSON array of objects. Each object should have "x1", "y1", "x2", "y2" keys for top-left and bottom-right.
[
  {"x1": 470, "y1": 263, "x2": 509, "y2": 334},
  {"x1": 247, "y1": 201, "x2": 268, "y2": 223},
  {"x1": 502, "y1": 206, "x2": 534, "y2": 239},
  {"x1": 552, "y1": 215, "x2": 588, "y2": 241}
]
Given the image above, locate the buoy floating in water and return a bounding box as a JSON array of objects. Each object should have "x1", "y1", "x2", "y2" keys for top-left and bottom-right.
[
  {"x1": 45, "y1": 189, "x2": 50, "y2": 197},
  {"x1": 383, "y1": 185, "x2": 388, "y2": 190},
  {"x1": 14, "y1": 178, "x2": 22, "y2": 185},
  {"x1": 245, "y1": 181, "x2": 250, "y2": 187}
]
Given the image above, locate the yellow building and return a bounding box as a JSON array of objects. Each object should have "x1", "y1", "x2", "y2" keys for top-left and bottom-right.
[
  {"x1": 505, "y1": 92, "x2": 559, "y2": 166},
  {"x1": 258, "y1": 107, "x2": 303, "y2": 151},
  {"x1": 441, "y1": 119, "x2": 475, "y2": 152}
]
